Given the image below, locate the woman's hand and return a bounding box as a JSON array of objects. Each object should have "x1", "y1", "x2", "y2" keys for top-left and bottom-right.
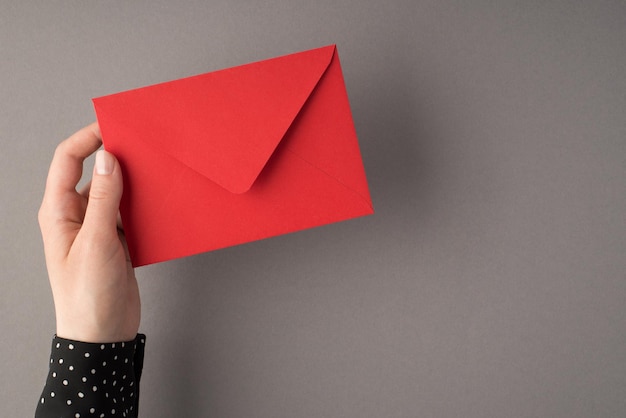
[{"x1": 38, "y1": 123, "x2": 140, "y2": 343}]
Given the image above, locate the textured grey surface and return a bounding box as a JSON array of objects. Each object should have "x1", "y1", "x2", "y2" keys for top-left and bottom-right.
[{"x1": 2, "y1": 1, "x2": 625, "y2": 417}]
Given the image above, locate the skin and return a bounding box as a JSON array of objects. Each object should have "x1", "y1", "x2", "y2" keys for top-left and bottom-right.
[{"x1": 38, "y1": 123, "x2": 140, "y2": 343}]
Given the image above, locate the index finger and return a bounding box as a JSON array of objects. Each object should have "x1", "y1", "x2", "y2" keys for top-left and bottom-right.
[{"x1": 43, "y1": 122, "x2": 102, "y2": 202}]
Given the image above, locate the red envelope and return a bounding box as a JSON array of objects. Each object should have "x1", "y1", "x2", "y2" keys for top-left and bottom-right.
[{"x1": 93, "y1": 45, "x2": 373, "y2": 267}]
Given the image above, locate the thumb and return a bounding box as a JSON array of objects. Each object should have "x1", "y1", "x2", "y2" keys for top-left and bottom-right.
[{"x1": 82, "y1": 150, "x2": 123, "y2": 240}]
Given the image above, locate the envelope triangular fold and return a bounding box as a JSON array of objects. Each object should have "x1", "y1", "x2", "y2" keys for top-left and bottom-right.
[{"x1": 93, "y1": 45, "x2": 336, "y2": 193}]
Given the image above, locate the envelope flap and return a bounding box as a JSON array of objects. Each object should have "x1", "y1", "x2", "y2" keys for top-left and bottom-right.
[{"x1": 93, "y1": 45, "x2": 337, "y2": 193}]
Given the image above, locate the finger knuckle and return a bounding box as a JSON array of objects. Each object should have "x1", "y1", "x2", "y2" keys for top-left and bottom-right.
[
  {"x1": 38, "y1": 201, "x2": 52, "y2": 226},
  {"x1": 88, "y1": 185, "x2": 110, "y2": 201},
  {"x1": 53, "y1": 140, "x2": 70, "y2": 158}
]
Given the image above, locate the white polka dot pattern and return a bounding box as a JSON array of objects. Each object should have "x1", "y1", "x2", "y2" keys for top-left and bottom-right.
[{"x1": 35, "y1": 334, "x2": 145, "y2": 418}]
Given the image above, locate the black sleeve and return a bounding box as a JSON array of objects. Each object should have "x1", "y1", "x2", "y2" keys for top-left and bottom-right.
[{"x1": 35, "y1": 334, "x2": 146, "y2": 418}]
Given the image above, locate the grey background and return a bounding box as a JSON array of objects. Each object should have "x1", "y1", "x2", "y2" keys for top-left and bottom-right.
[{"x1": 1, "y1": 1, "x2": 625, "y2": 417}]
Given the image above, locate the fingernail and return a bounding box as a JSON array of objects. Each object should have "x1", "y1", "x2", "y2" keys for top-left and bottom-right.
[{"x1": 95, "y1": 150, "x2": 114, "y2": 175}]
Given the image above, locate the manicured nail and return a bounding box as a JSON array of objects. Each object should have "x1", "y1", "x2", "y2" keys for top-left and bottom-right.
[{"x1": 95, "y1": 150, "x2": 114, "y2": 175}]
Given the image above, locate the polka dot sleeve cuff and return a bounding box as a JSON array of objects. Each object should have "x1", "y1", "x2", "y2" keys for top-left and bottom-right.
[{"x1": 35, "y1": 334, "x2": 146, "y2": 418}]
